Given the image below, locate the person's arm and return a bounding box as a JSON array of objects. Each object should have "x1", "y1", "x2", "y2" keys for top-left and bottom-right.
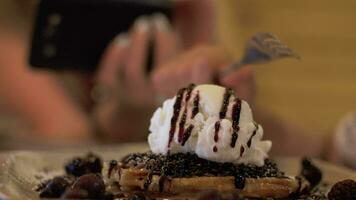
[{"x1": 0, "y1": 30, "x2": 91, "y2": 143}]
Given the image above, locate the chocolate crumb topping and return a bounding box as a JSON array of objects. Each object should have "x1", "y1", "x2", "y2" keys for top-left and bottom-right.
[{"x1": 121, "y1": 152, "x2": 284, "y2": 185}]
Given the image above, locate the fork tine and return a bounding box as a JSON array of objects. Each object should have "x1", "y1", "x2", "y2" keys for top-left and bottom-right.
[
  {"x1": 219, "y1": 32, "x2": 300, "y2": 77},
  {"x1": 246, "y1": 32, "x2": 300, "y2": 60}
]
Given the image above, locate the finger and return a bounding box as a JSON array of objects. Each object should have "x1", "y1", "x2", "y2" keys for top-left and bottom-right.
[
  {"x1": 152, "y1": 45, "x2": 230, "y2": 96},
  {"x1": 220, "y1": 65, "x2": 256, "y2": 103},
  {"x1": 152, "y1": 62, "x2": 177, "y2": 97},
  {"x1": 152, "y1": 13, "x2": 179, "y2": 66},
  {"x1": 191, "y1": 58, "x2": 213, "y2": 84},
  {"x1": 96, "y1": 33, "x2": 130, "y2": 87},
  {"x1": 188, "y1": 45, "x2": 230, "y2": 69},
  {"x1": 124, "y1": 16, "x2": 151, "y2": 87}
]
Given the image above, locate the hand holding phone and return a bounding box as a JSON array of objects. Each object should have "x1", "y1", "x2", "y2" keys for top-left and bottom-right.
[{"x1": 29, "y1": 0, "x2": 171, "y2": 71}]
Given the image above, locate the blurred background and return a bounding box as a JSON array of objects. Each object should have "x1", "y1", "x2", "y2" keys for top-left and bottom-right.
[
  {"x1": 218, "y1": 1, "x2": 356, "y2": 137},
  {"x1": 0, "y1": 0, "x2": 356, "y2": 167}
]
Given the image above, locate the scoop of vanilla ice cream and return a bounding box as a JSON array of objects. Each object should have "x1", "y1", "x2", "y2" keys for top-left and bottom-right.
[{"x1": 148, "y1": 84, "x2": 271, "y2": 166}]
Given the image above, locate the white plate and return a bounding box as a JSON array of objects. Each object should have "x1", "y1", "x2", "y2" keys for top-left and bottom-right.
[{"x1": 0, "y1": 143, "x2": 355, "y2": 200}]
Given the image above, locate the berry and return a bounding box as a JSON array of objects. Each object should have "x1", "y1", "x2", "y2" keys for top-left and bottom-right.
[
  {"x1": 39, "y1": 176, "x2": 73, "y2": 198},
  {"x1": 65, "y1": 157, "x2": 87, "y2": 177},
  {"x1": 301, "y1": 158, "x2": 322, "y2": 187},
  {"x1": 61, "y1": 188, "x2": 89, "y2": 199},
  {"x1": 328, "y1": 179, "x2": 356, "y2": 200},
  {"x1": 71, "y1": 173, "x2": 105, "y2": 199},
  {"x1": 86, "y1": 152, "x2": 103, "y2": 174},
  {"x1": 64, "y1": 153, "x2": 103, "y2": 177}
]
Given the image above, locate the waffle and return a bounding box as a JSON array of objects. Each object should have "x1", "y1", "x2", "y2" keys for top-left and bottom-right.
[{"x1": 109, "y1": 153, "x2": 310, "y2": 199}]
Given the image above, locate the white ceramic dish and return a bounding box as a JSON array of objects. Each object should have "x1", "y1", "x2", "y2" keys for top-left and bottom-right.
[{"x1": 0, "y1": 143, "x2": 355, "y2": 199}]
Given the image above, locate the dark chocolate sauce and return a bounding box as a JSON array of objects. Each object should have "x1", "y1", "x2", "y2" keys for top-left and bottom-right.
[
  {"x1": 181, "y1": 125, "x2": 194, "y2": 146},
  {"x1": 158, "y1": 175, "x2": 168, "y2": 192},
  {"x1": 178, "y1": 84, "x2": 195, "y2": 144},
  {"x1": 108, "y1": 160, "x2": 118, "y2": 179},
  {"x1": 219, "y1": 88, "x2": 234, "y2": 119},
  {"x1": 143, "y1": 173, "x2": 153, "y2": 191},
  {"x1": 234, "y1": 175, "x2": 246, "y2": 189},
  {"x1": 214, "y1": 121, "x2": 221, "y2": 142},
  {"x1": 240, "y1": 146, "x2": 245, "y2": 157},
  {"x1": 231, "y1": 98, "x2": 242, "y2": 148},
  {"x1": 178, "y1": 107, "x2": 188, "y2": 143},
  {"x1": 168, "y1": 87, "x2": 186, "y2": 148},
  {"x1": 247, "y1": 124, "x2": 258, "y2": 148},
  {"x1": 212, "y1": 88, "x2": 234, "y2": 153},
  {"x1": 185, "y1": 84, "x2": 195, "y2": 102},
  {"x1": 191, "y1": 91, "x2": 200, "y2": 119},
  {"x1": 230, "y1": 132, "x2": 238, "y2": 148}
]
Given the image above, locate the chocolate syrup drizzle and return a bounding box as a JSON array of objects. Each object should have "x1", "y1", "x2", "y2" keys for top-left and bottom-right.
[
  {"x1": 191, "y1": 91, "x2": 200, "y2": 119},
  {"x1": 178, "y1": 108, "x2": 188, "y2": 143},
  {"x1": 168, "y1": 84, "x2": 198, "y2": 149},
  {"x1": 219, "y1": 88, "x2": 234, "y2": 119},
  {"x1": 181, "y1": 125, "x2": 194, "y2": 146},
  {"x1": 107, "y1": 160, "x2": 118, "y2": 179},
  {"x1": 240, "y1": 146, "x2": 245, "y2": 157},
  {"x1": 158, "y1": 175, "x2": 168, "y2": 192},
  {"x1": 168, "y1": 87, "x2": 186, "y2": 148},
  {"x1": 144, "y1": 173, "x2": 153, "y2": 191},
  {"x1": 213, "y1": 88, "x2": 234, "y2": 153},
  {"x1": 178, "y1": 84, "x2": 195, "y2": 143},
  {"x1": 214, "y1": 121, "x2": 221, "y2": 142},
  {"x1": 231, "y1": 98, "x2": 242, "y2": 148},
  {"x1": 247, "y1": 123, "x2": 259, "y2": 148}
]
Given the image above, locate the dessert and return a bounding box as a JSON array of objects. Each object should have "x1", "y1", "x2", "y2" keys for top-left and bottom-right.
[{"x1": 114, "y1": 84, "x2": 305, "y2": 198}]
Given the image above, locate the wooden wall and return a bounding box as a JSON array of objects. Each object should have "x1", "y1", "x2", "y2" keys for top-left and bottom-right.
[{"x1": 217, "y1": 0, "x2": 356, "y2": 135}]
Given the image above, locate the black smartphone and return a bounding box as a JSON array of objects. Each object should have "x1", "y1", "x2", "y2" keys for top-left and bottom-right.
[{"x1": 29, "y1": 0, "x2": 172, "y2": 71}]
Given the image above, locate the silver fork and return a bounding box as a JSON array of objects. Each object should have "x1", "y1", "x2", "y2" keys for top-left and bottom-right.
[{"x1": 220, "y1": 32, "x2": 300, "y2": 75}]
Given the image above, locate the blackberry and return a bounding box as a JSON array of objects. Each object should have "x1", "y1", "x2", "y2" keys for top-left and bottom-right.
[
  {"x1": 86, "y1": 152, "x2": 103, "y2": 174},
  {"x1": 71, "y1": 173, "x2": 105, "y2": 199},
  {"x1": 65, "y1": 153, "x2": 103, "y2": 177},
  {"x1": 61, "y1": 188, "x2": 89, "y2": 199},
  {"x1": 39, "y1": 176, "x2": 73, "y2": 198},
  {"x1": 65, "y1": 157, "x2": 87, "y2": 177},
  {"x1": 301, "y1": 158, "x2": 322, "y2": 187},
  {"x1": 328, "y1": 179, "x2": 356, "y2": 200}
]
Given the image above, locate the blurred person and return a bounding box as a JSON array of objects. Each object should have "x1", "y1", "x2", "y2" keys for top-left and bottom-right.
[
  {"x1": 0, "y1": 0, "x2": 227, "y2": 145},
  {"x1": 0, "y1": 0, "x2": 323, "y2": 158},
  {"x1": 326, "y1": 112, "x2": 356, "y2": 169}
]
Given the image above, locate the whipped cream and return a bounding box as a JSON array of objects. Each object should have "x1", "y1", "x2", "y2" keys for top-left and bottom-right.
[{"x1": 148, "y1": 84, "x2": 271, "y2": 166}]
